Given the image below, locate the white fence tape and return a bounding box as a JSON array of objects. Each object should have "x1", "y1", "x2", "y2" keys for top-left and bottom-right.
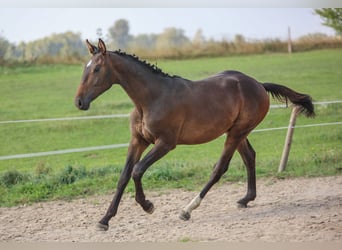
[
  {"x1": 0, "y1": 114, "x2": 129, "y2": 124},
  {"x1": 0, "y1": 144, "x2": 129, "y2": 160},
  {"x1": 0, "y1": 121, "x2": 341, "y2": 161},
  {"x1": 1, "y1": 101, "x2": 341, "y2": 125}
]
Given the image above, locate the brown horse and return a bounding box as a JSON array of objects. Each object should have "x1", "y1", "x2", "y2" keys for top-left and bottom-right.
[{"x1": 75, "y1": 39, "x2": 315, "y2": 231}]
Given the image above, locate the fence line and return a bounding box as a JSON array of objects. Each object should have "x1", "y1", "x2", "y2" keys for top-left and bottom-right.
[
  {"x1": 270, "y1": 100, "x2": 342, "y2": 108},
  {"x1": 0, "y1": 121, "x2": 341, "y2": 161},
  {"x1": 0, "y1": 144, "x2": 129, "y2": 161},
  {"x1": 0, "y1": 114, "x2": 129, "y2": 124},
  {"x1": 1, "y1": 100, "x2": 341, "y2": 125}
]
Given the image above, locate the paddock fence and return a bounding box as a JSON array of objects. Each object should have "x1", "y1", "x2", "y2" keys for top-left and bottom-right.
[
  {"x1": 0, "y1": 100, "x2": 341, "y2": 161},
  {"x1": 1, "y1": 101, "x2": 341, "y2": 125}
]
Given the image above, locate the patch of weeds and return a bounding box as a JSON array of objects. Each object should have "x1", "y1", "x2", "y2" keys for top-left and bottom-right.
[
  {"x1": 0, "y1": 165, "x2": 124, "y2": 207},
  {"x1": 35, "y1": 161, "x2": 52, "y2": 179},
  {"x1": 0, "y1": 170, "x2": 30, "y2": 187},
  {"x1": 179, "y1": 236, "x2": 194, "y2": 242},
  {"x1": 58, "y1": 165, "x2": 87, "y2": 185}
]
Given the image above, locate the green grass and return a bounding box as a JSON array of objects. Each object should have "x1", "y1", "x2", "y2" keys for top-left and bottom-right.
[{"x1": 0, "y1": 49, "x2": 341, "y2": 206}]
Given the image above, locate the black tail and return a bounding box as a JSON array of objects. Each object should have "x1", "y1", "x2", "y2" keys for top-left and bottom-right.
[{"x1": 263, "y1": 83, "x2": 315, "y2": 118}]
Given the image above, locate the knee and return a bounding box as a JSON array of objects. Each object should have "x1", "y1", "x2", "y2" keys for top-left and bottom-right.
[{"x1": 131, "y1": 164, "x2": 143, "y2": 181}]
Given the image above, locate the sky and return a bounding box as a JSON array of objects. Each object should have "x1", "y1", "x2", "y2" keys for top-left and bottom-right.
[{"x1": 0, "y1": 8, "x2": 336, "y2": 44}]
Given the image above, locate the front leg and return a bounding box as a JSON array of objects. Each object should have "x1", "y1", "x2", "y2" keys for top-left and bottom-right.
[
  {"x1": 132, "y1": 140, "x2": 175, "y2": 213},
  {"x1": 97, "y1": 136, "x2": 149, "y2": 231}
]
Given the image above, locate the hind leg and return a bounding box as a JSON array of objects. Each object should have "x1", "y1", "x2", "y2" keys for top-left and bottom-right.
[
  {"x1": 237, "y1": 138, "x2": 256, "y2": 207},
  {"x1": 179, "y1": 135, "x2": 242, "y2": 220}
]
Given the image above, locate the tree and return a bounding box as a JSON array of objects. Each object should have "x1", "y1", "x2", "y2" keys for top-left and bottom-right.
[
  {"x1": 0, "y1": 35, "x2": 10, "y2": 64},
  {"x1": 314, "y1": 8, "x2": 342, "y2": 35},
  {"x1": 192, "y1": 29, "x2": 206, "y2": 47},
  {"x1": 108, "y1": 19, "x2": 131, "y2": 49},
  {"x1": 234, "y1": 34, "x2": 246, "y2": 45},
  {"x1": 7, "y1": 32, "x2": 87, "y2": 63},
  {"x1": 156, "y1": 27, "x2": 190, "y2": 51},
  {"x1": 129, "y1": 34, "x2": 157, "y2": 51}
]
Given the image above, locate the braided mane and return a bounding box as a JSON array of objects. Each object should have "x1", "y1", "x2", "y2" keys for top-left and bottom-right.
[{"x1": 112, "y1": 50, "x2": 176, "y2": 78}]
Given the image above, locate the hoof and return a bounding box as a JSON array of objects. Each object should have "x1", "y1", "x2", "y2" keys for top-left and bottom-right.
[
  {"x1": 146, "y1": 204, "x2": 155, "y2": 214},
  {"x1": 96, "y1": 222, "x2": 109, "y2": 231},
  {"x1": 179, "y1": 210, "x2": 191, "y2": 221},
  {"x1": 237, "y1": 202, "x2": 248, "y2": 209},
  {"x1": 144, "y1": 200, "x2": 155, "y2": 214}
]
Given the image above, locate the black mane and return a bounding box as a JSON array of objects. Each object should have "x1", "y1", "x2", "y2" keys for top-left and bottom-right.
[{"x1": 112, "y1": 50, "x2": 176, "y2": 78}]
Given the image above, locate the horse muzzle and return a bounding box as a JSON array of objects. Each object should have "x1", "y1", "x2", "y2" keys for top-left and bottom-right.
[{"x1": 74, "y1": 96, "x2": 90, "y2": 111}]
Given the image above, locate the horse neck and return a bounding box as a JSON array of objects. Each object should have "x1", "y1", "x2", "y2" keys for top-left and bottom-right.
[{"x1": 109, "y1": 52, "x2": 167, "y2": 109}]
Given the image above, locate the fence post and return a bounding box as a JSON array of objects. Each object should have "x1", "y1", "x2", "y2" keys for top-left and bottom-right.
[
  {"x1": 278, "y1": 106, "x2": 300, "y2": 172},
  {"x1": 287, "y1": 26, "x2": 292, "y2": 54}
]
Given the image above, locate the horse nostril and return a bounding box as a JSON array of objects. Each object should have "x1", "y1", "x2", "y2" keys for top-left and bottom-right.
[
  {"x1": 78, "y1": 99, "x2": 83, "y2": 108},
  {"x1": 75, "y1": 97, "x2": 83, "y2": 109},
  {"x1": 75, "y1": 97, "x2": 90, "y2": 110}
]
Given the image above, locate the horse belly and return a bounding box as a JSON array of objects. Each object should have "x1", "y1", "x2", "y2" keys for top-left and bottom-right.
[
  {"x1": 177, "y1": 96, "x2": 240, "y2": 144},
  {"x1": 178, "y1": 117, "x2": 233, "y2": 145}
]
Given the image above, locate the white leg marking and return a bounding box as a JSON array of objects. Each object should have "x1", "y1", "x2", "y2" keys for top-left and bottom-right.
[{"x1": 184, "y1": 194, "x2": 202, "y2": 214}]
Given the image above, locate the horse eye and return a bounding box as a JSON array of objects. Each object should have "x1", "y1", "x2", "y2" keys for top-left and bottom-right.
[{"x1": 94, "y1": 65, "x2": 100, "y2": 72}]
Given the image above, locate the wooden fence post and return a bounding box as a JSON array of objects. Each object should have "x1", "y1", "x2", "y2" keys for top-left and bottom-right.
[
  {"x1": 278, "y1": 106, "x2": 300, "y2": 172},
  {"x1": 288, "y1": 26, "x2": 292, "y2": 54}
]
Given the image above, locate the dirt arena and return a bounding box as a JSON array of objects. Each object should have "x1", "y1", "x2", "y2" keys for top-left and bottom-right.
[{"x1": 1, "y1": 176, "x2": 341, "y2": 242}]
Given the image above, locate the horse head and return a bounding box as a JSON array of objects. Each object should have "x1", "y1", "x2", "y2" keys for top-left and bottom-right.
[{"x1": 74, "y1": 39, "x2": 114, "y2": 110}]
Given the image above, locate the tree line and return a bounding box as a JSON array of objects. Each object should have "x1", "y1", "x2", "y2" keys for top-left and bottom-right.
[{"x1": 1, "y1": 9, "x2": 342, "y2": 65}]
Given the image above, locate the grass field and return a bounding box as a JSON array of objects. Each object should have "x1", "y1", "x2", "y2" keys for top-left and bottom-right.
[{"x1": 0, "y1": 49, "x2": 341, "y2": 206}]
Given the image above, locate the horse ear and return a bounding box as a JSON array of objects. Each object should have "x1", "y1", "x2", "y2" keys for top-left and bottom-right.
[
  {"x1": 86, "y1": 39, "x2": 98, "y2": 55},
  {"x1": 98, "y1": 39, "x2": 107, "y2": 55}
]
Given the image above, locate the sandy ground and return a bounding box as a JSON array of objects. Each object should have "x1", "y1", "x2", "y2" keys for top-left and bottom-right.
[{"x1": 0, "y1": 176, "x2": 341, "y2": 242}]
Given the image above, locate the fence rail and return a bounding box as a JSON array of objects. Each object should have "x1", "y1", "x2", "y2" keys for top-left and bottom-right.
[
  {"x1": 1, "y1": 121, "x2": 341, "y2": 161},
  {"x1": 1, "y1": 100, "x2": 341, "y2": 161},
  {"x1": 0, "y1": 114, "x2": 129, "y2": 125},
  {"x1": 1, "y1": 100, "x2": 341, "y2": 125}
]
